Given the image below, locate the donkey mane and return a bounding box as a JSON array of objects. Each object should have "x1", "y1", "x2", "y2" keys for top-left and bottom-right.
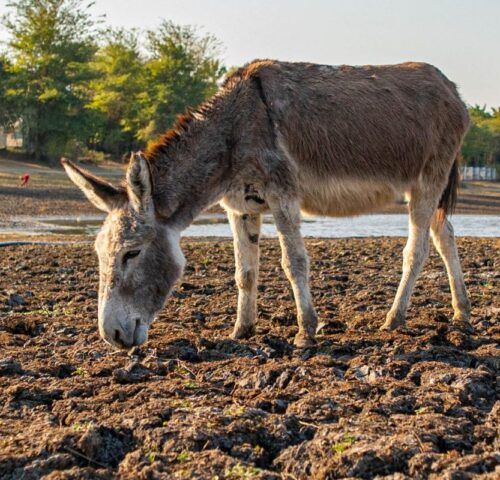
[
  {"x1": 145, "y1": 112, "x2": 197, "y2": 161},
  {"x1": 144, "y1": 60, "x2": 275, "y2": 163}
]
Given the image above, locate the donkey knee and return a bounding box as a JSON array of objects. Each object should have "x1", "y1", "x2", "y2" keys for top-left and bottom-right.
[
  {"x1": 403, "y1": 236, "x2": 430, "y2": 272},
  {"x1": 236, "y1": 269, "x2": 256, "y2": 291}
]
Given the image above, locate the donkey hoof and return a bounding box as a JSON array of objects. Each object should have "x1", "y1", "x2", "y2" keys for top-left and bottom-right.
[
  {"x1": 452, "y1": 317, "x2": 474, "y2": 334},
  {"x1": 380, "y1": 313, "x2": 406, "y2": 331},
  {"x1": 293, "y1": 333, "x2": 316, "y2": 348},
  {"x1": 453, "y1": 310, "x2": 470, "y2": 322},
  {"x1": 231, "y1": 324, "x2": 256, "y2": 340}
]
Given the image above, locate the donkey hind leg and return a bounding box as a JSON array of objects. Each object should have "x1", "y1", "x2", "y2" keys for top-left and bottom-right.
[
  {"x1": 228, "y1": 210, "x2": 262, "y2": 339},
  {"x1": 381, "y1": 190, "x2": 435, "y2": 330},
  {"x1": 430, "y1": 215, "x2": 471, "y2": 324},
  {"x1": 270, "y1": 199, "x2": 318, "y2": 347}
]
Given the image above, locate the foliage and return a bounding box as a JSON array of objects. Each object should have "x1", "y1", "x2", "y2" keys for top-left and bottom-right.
[
  {"x1": 332, "y1": 434, "x2": 356, "y2": 453},
  {"x1": 0, "y1": 55, "x2": 16, "y2": 128},
  {"x1": 462, "y1": 105, "x2": 500, "y2": 167},
  {"x1": 414, "y1": 406, "x2": 435, "y2": 415},
  {"x1": 0, "y1": 3, "x2": 225, "y2": 161},
  {"x1": 2, "y1": 0, "x2": 99, "y2": 161},
  {"x1": 224, "y1": 463, "x2": 262, "y2": 478},
  {"x1": 140, "y1": 21, "x2": 226, "y2": 142},
  {"x1": 176, "y1": 450, "x2": 190, "y2": 463},
  {"x1": 86, "y1": 28, "x2": 146, "y2": 157}
]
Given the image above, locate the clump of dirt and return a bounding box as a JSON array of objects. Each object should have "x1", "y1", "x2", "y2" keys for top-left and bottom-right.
[
  {"x1": 0, "y1": 238, "x2": 498, "y2": 479},
  {"x1": 51, "y1": 425, "x2": 135, "y2": 468}
]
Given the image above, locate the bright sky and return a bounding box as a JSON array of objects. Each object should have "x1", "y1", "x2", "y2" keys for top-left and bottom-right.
[{"x1": 1, "y1": 0, "x2": 498, "y2": 106}]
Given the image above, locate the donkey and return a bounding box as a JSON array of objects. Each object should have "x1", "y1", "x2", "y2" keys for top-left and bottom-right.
[{"x1": 63, "y1": 60, "x2": 470, "y2": 349}]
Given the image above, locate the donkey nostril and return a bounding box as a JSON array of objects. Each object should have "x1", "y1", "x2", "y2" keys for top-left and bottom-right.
[{"x1": 113, "y1": 328, "x2": 131, "y2": 349}]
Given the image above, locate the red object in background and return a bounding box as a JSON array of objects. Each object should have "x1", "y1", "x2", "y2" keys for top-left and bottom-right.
[{"x1": 20, "y1": 173, "x2": 30, "y2": 186}]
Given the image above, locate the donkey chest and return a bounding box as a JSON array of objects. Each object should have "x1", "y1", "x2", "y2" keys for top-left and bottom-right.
[{"x1": 221, "y1": 183, "x2": 269, "y2": 214}]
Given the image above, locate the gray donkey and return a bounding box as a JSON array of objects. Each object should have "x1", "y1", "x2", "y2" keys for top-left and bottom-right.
[{"x1": 63, "y1": 60, "x2": 470, "y2": 349}]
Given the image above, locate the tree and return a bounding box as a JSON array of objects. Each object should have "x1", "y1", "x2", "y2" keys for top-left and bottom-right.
[
  {"x1": 140, "y1": 21, "x2": 225, "y2": 142},
  {"x1": 87, "y1": 28, "x2": 146, "y2": 157},
  {"x1": 462, "y1": 105, "x2": 500, "y2": 167},
  {"x1": 2, "y1": 0, "x2": 99, "y2": 161},
  {"x1": 0, "y1": 55, "x2": 16, "y2": 128}
]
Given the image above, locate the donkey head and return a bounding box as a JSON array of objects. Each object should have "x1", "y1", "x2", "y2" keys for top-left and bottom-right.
[{"x1": 62, "y1": 153, "x2": 185, "y2": 349}]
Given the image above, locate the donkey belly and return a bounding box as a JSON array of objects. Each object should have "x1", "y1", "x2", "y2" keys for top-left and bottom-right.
[{"x1": 299, "y1": 175, "x2": 403, "y2": 217}]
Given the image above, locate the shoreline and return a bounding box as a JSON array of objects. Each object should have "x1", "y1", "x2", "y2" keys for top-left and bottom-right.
[{"x1": 1, "y1": 211, "x2": 499, "y2": 243}]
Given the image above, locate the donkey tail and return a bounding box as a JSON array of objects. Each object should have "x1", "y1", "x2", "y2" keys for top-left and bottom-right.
[{"x1": 437, "y1": 158, "x2": 460, "y2": 219}]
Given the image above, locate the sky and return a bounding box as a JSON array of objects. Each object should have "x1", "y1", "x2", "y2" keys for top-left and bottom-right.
[{"x1": 0, "y1": 0, "x2": 498, "y2": 107}]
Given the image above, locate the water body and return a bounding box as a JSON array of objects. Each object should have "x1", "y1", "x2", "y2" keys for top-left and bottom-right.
[{"x1": 4, "y1": 213, "x2": 500, "y2": 238}]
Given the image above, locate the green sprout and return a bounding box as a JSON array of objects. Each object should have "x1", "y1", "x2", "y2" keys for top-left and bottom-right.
[
  {"x1": 225, "y1": 463, "x2": 262, "y2": 478},
  {"x1": 415, "y1": 406, "x2": 435, "y2": 415},
  {"x1": 332, "y1": 434, "x2": 356, "y2": 453},
  {"x1": 177, "y1": 450, "x2": 190, "y2": 463}
]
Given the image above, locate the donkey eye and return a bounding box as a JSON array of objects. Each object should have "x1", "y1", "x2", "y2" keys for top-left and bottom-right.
[{"x1": 123, "y1": 250, "x2": 141, "y2": 264}]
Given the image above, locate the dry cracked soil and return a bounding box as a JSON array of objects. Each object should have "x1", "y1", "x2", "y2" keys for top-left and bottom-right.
[{"x1": 0, "y1": 237, "x2": 498, "y2": 479}]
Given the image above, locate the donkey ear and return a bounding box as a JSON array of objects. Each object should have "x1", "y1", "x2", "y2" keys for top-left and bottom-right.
[
  {"x1": 126, "y1": 152, "x2": 154, "y2": 219},
  {"x1": 61, "y1": 158, "x2": 125, "y2": 212}
]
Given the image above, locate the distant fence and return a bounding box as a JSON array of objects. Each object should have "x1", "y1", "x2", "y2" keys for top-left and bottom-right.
[{"x1": 460, "y1": 166, "x2": 497, "y2": 181}]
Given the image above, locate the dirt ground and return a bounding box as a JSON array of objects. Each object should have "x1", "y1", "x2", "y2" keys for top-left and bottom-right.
[
  {"x1": 0, "y1": 237, "x2": 498, "y2": 479},
  {"x1": 0, "y1": 158, "x2": 124, "y2": 219}
]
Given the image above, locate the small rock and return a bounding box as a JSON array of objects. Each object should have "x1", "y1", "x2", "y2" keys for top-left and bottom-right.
[
  {"x1": 0, "y1": 357, "x2": 23, "y2": 376},
  {"x1": 332, "y1": 274, "x2": 349, "y2": 282},
  {"x1": 58, "y1": 267, "x2": 73, "y2": 274},
  {"x1": 6, "y1": 293, "x2": 25, "y2": 307},
  {"x1": 112, "y1": 362, "x2": 151, "y2": 384},
  {"x1": 238, "y1": 376, "x2": 255, "y2": 389},
  {"x1": 260, "y1": 346, "x2": 277, "y2": 359},
  {"x1": 354, "y1": 365, "x2": 383, "y2": 383},
  {"x1": 192, "y1": 311, "x2": 206, "y2": 322},
  {"x1": 276, "y1": 369, "x2": 293, "y2": 389},
  {"x1": 275, "y1": 398, "x2": 288, "y2": 412}
]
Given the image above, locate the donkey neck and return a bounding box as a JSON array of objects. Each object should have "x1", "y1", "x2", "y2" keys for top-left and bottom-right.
[{"x1": 148, "y1": 111, "x2": 234, "y2": 231}]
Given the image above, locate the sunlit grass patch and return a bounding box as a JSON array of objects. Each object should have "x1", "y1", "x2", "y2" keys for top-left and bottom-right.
[
  {"x1": 73, "y1": 367, "x2": 87, "y2": 377},
  {"x1": 171, "y1": 398, "x2": 192, "y2": 410},
  {"x1": 71, "y1": 421, "x2": 95, "y2": 432},
  {"x1": 332, "y1": 433, "x2": 356, "y2": 454},
  {"x1": 223, "y1": 404, "x2": 246, "y2": 417},
  {"x1": 176, "y1": 450, "x2": 190, "y2": 463},
  {"x1": 224, "y1": 463, "x2": 262, "y2": 478},
  {"x1": 415, "y1": 406, "x2": 435, "y2": 415}
]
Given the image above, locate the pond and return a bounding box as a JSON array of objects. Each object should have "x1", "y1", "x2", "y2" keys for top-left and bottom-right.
[{"x1": 5, "y1": 213, "x2": 500, "y2": 238}]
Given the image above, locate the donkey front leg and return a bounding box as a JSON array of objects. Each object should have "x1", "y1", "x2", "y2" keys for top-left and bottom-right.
[
  {"x1": 228, "y1": 211, "x2": 261, "y2": 339},
  {"x1": 271, "y1": 200, "x2": 318, "y2": 347}
]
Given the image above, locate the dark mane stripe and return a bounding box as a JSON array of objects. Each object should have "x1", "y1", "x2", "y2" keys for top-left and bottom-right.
[
  {"x1": 145, "y1": 112, "x2": 196, "y2": 160},
  {"x1": 144, "y1": 85, "x2": 230, "y2": 161},
  {"x1": 144, "y1": 64, "x2": 257, "y2": 161}
]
